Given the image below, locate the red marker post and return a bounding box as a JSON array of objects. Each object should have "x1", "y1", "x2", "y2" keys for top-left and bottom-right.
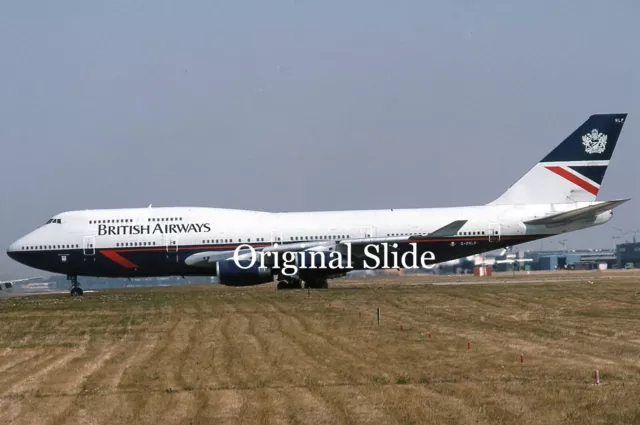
[{"x1": 467, "y1": 342, "x2": 471, "y2": 351}]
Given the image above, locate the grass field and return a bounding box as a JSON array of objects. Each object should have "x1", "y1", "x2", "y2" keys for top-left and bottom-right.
[{"x1": 1, "y1": 271, "x2": 640, "y2": 424}]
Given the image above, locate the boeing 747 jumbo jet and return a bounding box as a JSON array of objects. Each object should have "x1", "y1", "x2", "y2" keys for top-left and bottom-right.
[{"x1": 7, "y1": 114, "x2": 629, "y2": 295}]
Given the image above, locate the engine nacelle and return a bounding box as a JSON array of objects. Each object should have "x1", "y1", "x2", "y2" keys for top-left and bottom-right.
[
  {"x1": 294, "y1": 251, "x2": 350, "y2": 271},
  {"x1": 594, "y1": 210, "x2": 613, "y2": 225},
  {"x1": 216, "y1": 260, "x2": 273, "y2": 286}
]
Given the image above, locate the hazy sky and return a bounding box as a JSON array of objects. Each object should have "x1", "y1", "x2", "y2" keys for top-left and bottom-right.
[{"x1": 1, "y1": 1, "x2": 638, "y2": 277}]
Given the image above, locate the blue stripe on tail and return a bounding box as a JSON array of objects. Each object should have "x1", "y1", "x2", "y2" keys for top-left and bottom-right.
[{"x1": 567, "y1": 165, "x2": 608, "y2": 185}]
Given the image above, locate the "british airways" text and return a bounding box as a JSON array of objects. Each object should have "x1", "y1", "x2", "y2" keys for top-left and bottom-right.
[{"x1": 97, "y1": 223, "x2": 211, "y2": 236}]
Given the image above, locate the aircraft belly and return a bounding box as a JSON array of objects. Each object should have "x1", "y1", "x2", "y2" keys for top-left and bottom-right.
[{"x1": 12, "y1": 235, "x2": 544, "y2": 279}]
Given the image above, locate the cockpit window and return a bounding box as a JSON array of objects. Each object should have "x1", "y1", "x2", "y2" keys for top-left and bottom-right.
[{"x1": 45, "y1": 218, "x2": 62, "y2": 224}]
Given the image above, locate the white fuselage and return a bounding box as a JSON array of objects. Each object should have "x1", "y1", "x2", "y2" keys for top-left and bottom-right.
[
  {"x1": 8, "y1": 202, "x2": 609, "y2": 251},
  {"x1": 6, "y1": 202, "x2": 611, "y2": 280}
]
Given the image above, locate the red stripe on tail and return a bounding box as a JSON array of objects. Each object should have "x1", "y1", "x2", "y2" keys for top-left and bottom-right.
[{"x1": 545, "y1": 166, "x2": 599, "y2": 196}]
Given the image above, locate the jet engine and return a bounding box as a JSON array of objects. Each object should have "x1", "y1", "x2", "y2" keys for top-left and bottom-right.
[
  {"x1": 294, "y1": 251, "x2": 349, "y2": 270},
  {"x1": 215, "y1": 260, "x2": 273, "y2": 286}
]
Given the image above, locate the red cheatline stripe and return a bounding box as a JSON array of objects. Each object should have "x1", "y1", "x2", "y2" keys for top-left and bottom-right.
[
  {"x1": 101, "y1": 250, "x2": 138, "y2": 269},
  {"x1": 545, "y1": 166, "x2": 599, "y2": 196}
]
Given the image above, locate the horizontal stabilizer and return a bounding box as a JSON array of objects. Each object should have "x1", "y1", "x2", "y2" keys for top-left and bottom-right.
[
  {"x1": 523, "y1": 199, "x2": 629, "y2": 226},
  {"x1": 408, "y1": 220, "x2": 468, "y2": 240}
]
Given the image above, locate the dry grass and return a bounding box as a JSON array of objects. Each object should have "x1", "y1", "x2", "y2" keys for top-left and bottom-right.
[{"x1": 1, "y1": 271, "x2": 640, "y2": 424}]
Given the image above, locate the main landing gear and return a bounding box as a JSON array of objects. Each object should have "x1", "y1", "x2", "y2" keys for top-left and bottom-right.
[
  {"x1": 276, "y1": 277, "x2": 328, "y2": 290},
  {"x1": 277, "y1": 278, "x2": 303, "y2": 290},
  {"x1": 68, "y1": 275, "x2": 84, "y2": 297}
]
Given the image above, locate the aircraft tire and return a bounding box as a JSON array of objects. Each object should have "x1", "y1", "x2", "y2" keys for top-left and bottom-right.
[{"x1": 277, "y1": 279, "x2": 303, "y2": 290}]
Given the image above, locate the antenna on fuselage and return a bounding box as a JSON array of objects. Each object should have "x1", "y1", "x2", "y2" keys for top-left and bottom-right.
[{"x1": 148, "y1": 204, "x2": 152, "y2": 208}]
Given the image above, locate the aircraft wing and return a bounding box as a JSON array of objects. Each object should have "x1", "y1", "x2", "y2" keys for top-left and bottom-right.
[
  {"x1": 341, "y1": 220, "x2": 468, "y2": 245},
  {"x1": 0, "y1": 277, "x2": 43, "y2": 284},
  {"x1": 0, "y1": 277, "x2": 43, "y2": 289},
  {"x1": 409, "y1": 220, "x2": 467, "y2": 239},
  {"x1": 184, "y1": 249, "x2": 252, "y2": 267},
  {"x1": 185, "y1": 219, "x2": 469, "y2": 269},
  {"x1": 523, "y1": 199, "x2": 629, "y2": 226}
]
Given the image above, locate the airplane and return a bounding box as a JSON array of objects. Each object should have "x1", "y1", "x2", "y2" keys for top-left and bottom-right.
[
  {"x1": 6, "y1": 113, "x2": 629, "y2": 296},
  {"x1": 0, "y1": 277, "x2": 43, "y2": 290}
]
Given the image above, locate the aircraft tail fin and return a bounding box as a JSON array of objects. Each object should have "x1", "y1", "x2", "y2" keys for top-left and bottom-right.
[{"x1": 489, "y1": 113, "x2": 627, "y2": 205}]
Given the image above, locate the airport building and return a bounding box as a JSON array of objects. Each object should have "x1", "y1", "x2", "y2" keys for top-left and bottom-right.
[
  {"x1": 531, "y1": 250, "x2": 616, "y2": 270},
  {"x1": 435, "y1": 249, "x2": 618, "y2": 274},
  {"x1": 616, "y1": 242, "x2": 640, "y2": 268}
]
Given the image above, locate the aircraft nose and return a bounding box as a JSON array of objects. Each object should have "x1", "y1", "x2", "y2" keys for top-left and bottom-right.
[{"x1": 7, "y1": 239, "x2": 22, "y2": 259}]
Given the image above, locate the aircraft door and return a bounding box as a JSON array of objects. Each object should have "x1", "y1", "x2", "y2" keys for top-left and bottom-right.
[
  {"x1": 488, "y1": 222, "x2": 501, "y2": 242},
  {"x1": 360, "y1": 226, "x2": 376, "y2": 239},
  {"x1": 164, "y1": 234, "x2": 179, "y2": 263},
  {"x1": 270, "y1": 230, "x2": 283, "y2": 246},
  {"x1": 83, "y1": 236, "x2": 96, "y2": 256}
]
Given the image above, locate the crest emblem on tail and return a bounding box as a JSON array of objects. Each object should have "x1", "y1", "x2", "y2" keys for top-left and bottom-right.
[{"x1": 582, "y1": 129, "x2": 608, "y2": 154}]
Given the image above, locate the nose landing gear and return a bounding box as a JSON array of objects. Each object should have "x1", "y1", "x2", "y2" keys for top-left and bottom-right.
[{"x1": 68, "y1": 275, "x2": 84, "y2": 297}]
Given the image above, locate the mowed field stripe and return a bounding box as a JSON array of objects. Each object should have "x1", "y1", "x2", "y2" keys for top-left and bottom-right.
[{"x1": 1, "y1": 272, "x2": 640, "y2": 424}]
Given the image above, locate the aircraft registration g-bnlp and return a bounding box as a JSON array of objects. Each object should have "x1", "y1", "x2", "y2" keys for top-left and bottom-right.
[{"x1": 6, "y1": 114, "x2": 629, "y2": 296}]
